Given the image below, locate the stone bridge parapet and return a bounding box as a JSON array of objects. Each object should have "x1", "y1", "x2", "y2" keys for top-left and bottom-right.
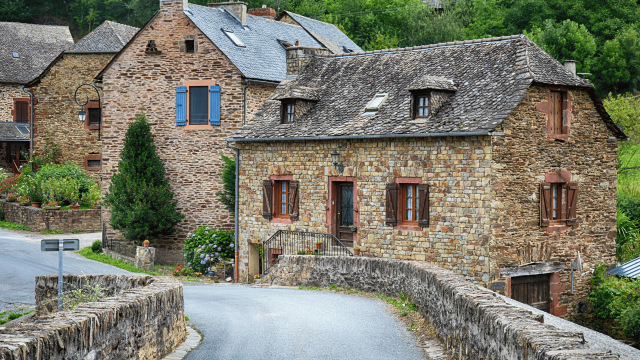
[{"x1": 260, "y1": 256, "x2": 618, "y2": 360}]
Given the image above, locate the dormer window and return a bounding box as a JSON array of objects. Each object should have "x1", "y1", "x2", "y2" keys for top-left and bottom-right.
[
  {"x1": 365, "y1": 93, "x2": 388, "y2": 112},
  {"x1": 282, "y1": 101, "x2": 295, "y2": 124},
  {"x1": 413, "y1": 93, "x2": 430, "y2": 118}
]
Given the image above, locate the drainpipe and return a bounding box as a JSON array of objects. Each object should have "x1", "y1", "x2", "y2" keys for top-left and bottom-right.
[
  {"x1": 225, "y1": 140, "x2": 240, "y2": 282},
  {"x1": 21, "y1": 86, "x2": 34, "y2": 170},
  {"x1": 243, "y1": 80, "x2": 251, "y2": 125}
]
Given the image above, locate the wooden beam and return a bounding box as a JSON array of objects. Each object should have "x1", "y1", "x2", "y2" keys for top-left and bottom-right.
[{"x1": 501, "y1": 262, "x2": 565, "y2": 278}]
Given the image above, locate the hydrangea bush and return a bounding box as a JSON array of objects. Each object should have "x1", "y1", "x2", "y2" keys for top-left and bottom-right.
[{"x1": 183, "y1": 226, "x2": 234, "y2": 273}]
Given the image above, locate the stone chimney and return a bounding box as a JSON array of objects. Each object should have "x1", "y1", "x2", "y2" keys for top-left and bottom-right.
[
  {"x1": 208, "y1": 1, "x2": 248, "y2": 25},
  {"x1": 564, "y1": 60, "x2": 577, "y2": 76},
  {"x1": 286, "y1": 46, "x2": 330, "y2": 78},
  {"x1": 160, "y1": 0, "x2": 186, "y2": 11},
  {"x1": 248, "y1": 5, "x2": 276, "y2": 20}
]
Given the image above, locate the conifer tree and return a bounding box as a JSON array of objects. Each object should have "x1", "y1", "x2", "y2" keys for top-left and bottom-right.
[{"x1": 104, "y1": 113, "x2": 184, "y2": 243}]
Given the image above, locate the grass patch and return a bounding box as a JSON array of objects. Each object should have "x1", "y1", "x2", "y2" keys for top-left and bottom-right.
[
  {"x1": 374, "y1": 292, "x2": 418, "y2": 316},
  {"x1": 298, "y1": 283, "x2": 366, "y2": 295},
  {"x1": 60, "y1": 205, "x2": 92, "y2": 211},
  {"x1": 0, "y1": 221, "x2": 30, "y2": 231},
  {"x1": 72, "y1": 230, "x2": 82, "y2": 234},
  {"x1": 76, "y1": 247, "x2": 164, "y2": 276},
  {"x1": 0, "y1": 309, "x2": 34, "y2": 325},
  {"x1": 40, "y1": 229, "x2": 64, "y2": 234}
]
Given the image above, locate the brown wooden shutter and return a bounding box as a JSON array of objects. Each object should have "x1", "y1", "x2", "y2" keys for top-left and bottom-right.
[
  {"x1": 561, "y1": 92, "x2": 569, "y2": 134},
  {"x1": 262, "y1": 180, "x2": 273, "y2": 219},
  {"x1": 385, "y1": 183, "x2": 399, "y2": 226},
  {"x1": 16, "y1": 101, "x2": 28, "y2": 123},
  {"x1": 418, "y1": 183, "x2": 429, "y2": 228},
  {"x1": 566, "y1": 182, "x2": 578, "y2": 225},
  {"x1": 540, "y1": 182, "x2": 551, "y2": 226},
  {"x1": 289, "y1": 180, "x2": 299, "y2": 221}
]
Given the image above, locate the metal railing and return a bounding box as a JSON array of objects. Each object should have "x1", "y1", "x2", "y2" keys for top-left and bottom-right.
[
  {"x1": 262, "y1": 230, "x2": 354, "y2": 273},
  {"x1": 101, "y1": 223, "x2": 136, "y2": 258}
]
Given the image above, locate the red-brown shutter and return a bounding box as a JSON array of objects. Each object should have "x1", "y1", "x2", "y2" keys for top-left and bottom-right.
[
  {"x1": 561, "y1": 92, "x2": 569, "y2": 134},
  {"x1": 262, "y1": 180, "x2": 273, "y2": 219},
  {"x1": 289, "y1": 180, "x2": 299, "y2": 221},
  {"x1": 418, "y1": 184, "x2": 429, "y2": 228},
  {"x1": 16, "y1": 101, "x2": 28, "y2": 123},
  {"x1": 540, "y1": 182, "x2": 551, "y2": 226},
  {"x1": 385, "y1": 183, "x2": 399, "y2": 226},
  {"x1": 566, "y1": 182, "x2": 578, "y2": 225}
]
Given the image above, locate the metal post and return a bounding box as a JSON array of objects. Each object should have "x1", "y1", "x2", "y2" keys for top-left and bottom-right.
[{"x1": 58, "y1": 240, "x2": 63, "y2": 311}]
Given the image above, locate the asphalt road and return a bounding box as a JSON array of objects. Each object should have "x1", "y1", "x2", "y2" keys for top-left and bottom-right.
[
  {"x1": 0, "y1": 228, "x2": 130, "y2": 311},
  {"x1": 183, "y1": 284, "x2": 425, "y2": 360}
]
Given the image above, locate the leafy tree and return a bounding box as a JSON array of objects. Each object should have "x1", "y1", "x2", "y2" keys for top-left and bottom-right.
[
  {"x1": 525, "y1": 19, "x2": 596, "y2": 74},
  {"x1": 597, "y1": 27, "x2": 640, "y2": 95},
  {"x1": 104, "y1": 112, "x2": 184, "y2": 243},
  {"x1": 604, "y1": 92, "x2": 640, "y2": 145},
  {"x1": 0, "y1": 0, "x2": 32, "y2": 22},
  {"x1": 216, "y1": 154, "x2": 236, "y2": 214}
]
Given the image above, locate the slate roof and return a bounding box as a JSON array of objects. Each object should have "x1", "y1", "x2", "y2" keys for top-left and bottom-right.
[
  {"x1": 608, "y1": 257, "x2": 640, "y2": 279},
  {"x1": 0, "y1": 22, "x2": 73, "y2": 84},
  {"x1": 185, "y1": 5, "x2": 359, "y2": 82},
  {"x1": 230, "y1": 35, "x2": 625, "y2": 140},
  {"x1": 67, "y1": 21, "x2": 138, "y2": 53},
  {"x1": 0, "y1": 123, "x2": 30, "y2": 141},
  {"x1": 279, "y1": 11, "x2": 363, "y2": 54}
]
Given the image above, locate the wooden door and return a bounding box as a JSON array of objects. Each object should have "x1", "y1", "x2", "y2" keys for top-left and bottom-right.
[
  {"x1": 335, "y1": 183, "x2": 354, "y2": 247},
  {"x1": 8, "y1": 142, "x2": 28, "y2": 173},
  {"x1": 511, "y1": 274, "x2": 550, "y2": 312}
]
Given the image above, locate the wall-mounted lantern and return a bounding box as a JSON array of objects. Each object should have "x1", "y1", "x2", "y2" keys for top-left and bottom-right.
[{"x1": 331, "y1": 150, "x2": 343, "y2": 174}]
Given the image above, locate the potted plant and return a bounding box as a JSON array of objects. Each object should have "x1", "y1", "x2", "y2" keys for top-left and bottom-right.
[
  {"x1": 18, "y1": 195, "x2": 30, "y2": 206},
  {"x1": 6, "y1": 193, "x2": 16, "y2": 202},
  {"x1": 143, "y1": 240, "x2": 150, "y2": 247},
  {"x1": 353, "y1": 247, "x2": 361, "y2": 256},
  {"x1": 349, "y1": 225, "x2": 357, "y2": 233},
  {"x1": 315, "y1": 240, "x2": 323, "y2": 249},
  {"x1": 43, "y1": 200, "x2": 60, "y2": 210}
]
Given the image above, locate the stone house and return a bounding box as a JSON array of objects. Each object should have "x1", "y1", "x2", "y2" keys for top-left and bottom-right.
[
  {"x1": 229, "y1": 35, "x2": 625, "y2": 318},
  {"x1": 0, "y1": 22, "x2": 73, "y2": 173},
  {"x1": 25, "y1": 21, "x2": 138, "y2": 178},
  {"x1": 96, "y1": 0, "x2": 361, "y2": 262}
]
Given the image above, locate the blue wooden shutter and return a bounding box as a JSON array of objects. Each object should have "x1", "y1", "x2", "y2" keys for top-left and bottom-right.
[
  {"x1": 210, "y1": 85, "x2": 221, "y2": 126},
  {"x1": 176, "y1": 86, "x2": 187, "y2": 126}
]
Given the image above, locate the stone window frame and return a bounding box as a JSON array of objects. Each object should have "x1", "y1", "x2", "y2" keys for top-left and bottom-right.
[
  {"x1": 179, "y1": 35, "x2": 198, "y2": 54},
  {"x1": 535, "y1": 87, "x2": 573, "y2": 141},
  {"x1": 183, "y1": 80, "x2": 215, "y2": 131},
  {"x1": 84, "y1": 154, "x2": 102, "y2": 171},
  {"x1": 83, "y1": 100, "x2": 101, "y2": 130},
  {"x1": 11, "y1": 98, "x2": 31, "y2": 123},
  {"x1": 540, "y1": 170, "x2": 577, "y2": 234}
]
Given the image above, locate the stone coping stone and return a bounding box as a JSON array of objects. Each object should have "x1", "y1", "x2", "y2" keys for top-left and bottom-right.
[{"x1": 260, "y1": 256, "x2": 619, "y2": 360}]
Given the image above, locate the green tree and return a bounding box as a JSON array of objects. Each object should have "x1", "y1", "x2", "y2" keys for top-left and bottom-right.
[
  {"x1": 0, "y1": 0, "x2": 32, "y2": 22},
  {"x1": 604, "y1": 92, "x2": 640, "y2": 145},
  {"x1": 597, "y1": 27, "x2": 640, "y2": 95},
  {"x1": 104, "y1": 112, "x2": 184, "y2": 243},
  {"x1": 216, "y1": 154, "x2": 235, "y2": 214},
  {"x1": 525, "y1": 19, "x2": 596, "y2": 73}
]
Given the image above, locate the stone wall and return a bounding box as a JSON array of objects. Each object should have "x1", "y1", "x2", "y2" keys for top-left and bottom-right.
[
  {"x1": 0, "y1": 274, "x2": 185, "y2": 360},
  {"x1": 236, "y1": 136, "x2": 492, "y2": 283},
  {"x1": 1, "y1": 200, "x2": 101, "y2": 232},
  {"x1": 489, "y1": 86, "x2": 619, "y2": 318},
  {"x1": 31, "y1": 53, "x2": 112, "y2": 179},
  {"x1": 100, "y1": 0, "x2": 275, "y2": 264},
  {"x1": 261, "y1": 256, "x2": 618, "y2": 360},
  {"x1": 0, "y1": 83, "x2": 26, "y2": 123}
]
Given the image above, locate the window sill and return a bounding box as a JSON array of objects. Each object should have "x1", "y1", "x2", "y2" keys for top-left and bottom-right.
[
  {"x1": 86, "y1": 125, "x2": 100, "y2": 130},
  {"x1": 545, "y1": 224, "x2": 569, "y2": 234},
  {"x1": 393, "y1": 224, "x2": 422, "y2": 231},
  {"x1": 271, "y1": 217, "x2": 293, "y2": 224},
  {"x1": 548, "y1": 133, "x2": 569, "y2": 141},
  {"x1": 184, "y1": 124, "x2": 214, "y2": 130}
]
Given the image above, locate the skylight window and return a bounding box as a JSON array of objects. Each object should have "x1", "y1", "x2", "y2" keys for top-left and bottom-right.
[
  {"x1": 12, "y1": 52, "x2": 19, "y2": 58},
  {"x1": 222, "y1": 29, "x2": 245, "y2": 47},
  {"x1": 15, "y1": 125, "x2": 29, "y2": 135},
  {"x1": 365, "y1": 93, "x2": 388, "y2": 111}
]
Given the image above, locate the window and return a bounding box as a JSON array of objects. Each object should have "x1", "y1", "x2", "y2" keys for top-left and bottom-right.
[
  {"x1": 282, "y1": 101, "x2": 295, "y2": 124},
  {"x1": 15, "y1": 126, "x2": 29, "y2": 136},
  {"x1": 12, "y1": 52, "x2": 19, "y2": 58},
  {"x1": 274, "y1": 180, "x2": 291, "y2": 218},
  {"x1": 189, "y1": 86, "x2": 208, "y2": 125},
  {"x1": 414, "y1": 93, "x2": 429, "y2": 118},
  {"x1": 540, "y1": 180, "x2": 577, "y2": 227},
  {"x1": 15, "y1": 101, "x2": 28, "y2": 123},
  {"x1": 88, "y1": 160, "x2": 101, "y2": 168},
  {"x1": 84, "y1": 154, "x2": 102, "y2": 171},
  {"x1": 549, "y1": 91, "x2": 567, "y2": 135},
  {"x1": 365, "y1": 93, "x2": 388, "y2": 112},
  {"x1": 89, "y1": 108, "x2": 101, "y2": 127},
  {"x1": 385, "y1": 181, "x2": 429, "y2": 229},
  {"x1": 83, "y1": 101, "x2": 101, "y2": 130},
  {"x1": 185, "y1": 40, "x2": 195, "y2": 53},
  {"x1": 222, "y1": 30, "x2": 245, "y2": 47}
]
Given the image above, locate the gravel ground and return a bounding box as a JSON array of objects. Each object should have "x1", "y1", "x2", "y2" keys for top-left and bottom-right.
[{"x1": 500, "y1": 294, "x2": 640, "y2": 360}]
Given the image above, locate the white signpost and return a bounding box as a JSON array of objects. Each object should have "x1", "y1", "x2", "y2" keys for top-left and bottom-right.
[{"x1": 41, "y1": 239, "x2": 80, "y2": 311}]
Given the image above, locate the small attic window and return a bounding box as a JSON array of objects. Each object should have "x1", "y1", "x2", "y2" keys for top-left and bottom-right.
[
  {"x1": 342, "y1": 46, "x2": 353, "y2": 53},
  {"x1": 15, "y1": 125, "x2": 29, "y2": 135},
  {"x1": 223, "y1": 29, "x2": 245, "y2": 47},
  {"x1": 185, "y1": 40, "x2": 195, "y2": 53},
  {"x1": 365, "y1": 94, "x2": 388, "y2": 112},
  {"x1": 12, "y1": 52, "x2": 19, "y2": 58}
]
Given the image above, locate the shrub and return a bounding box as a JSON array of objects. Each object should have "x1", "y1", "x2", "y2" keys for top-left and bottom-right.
[
  {"x1": 104, "y1": 113, "x2": 184, "y2": 243},
  {"x1": 172, "y1": 264, "x2": 194, "y2": 277},
  {"x1": 35, "y1": 163, "x2": 93, "y2": 194},
  {"x1": 183, "y1": 226, "x2": 234, "y2": 273},
  {"x1": 216, "y1": 153, "x2": 235, "y2": 214},
  {"x1": 0, "y1": 175, "x2": 19, "y2": 194},
  {"x1": 618, "y1": 196, "x2": 640, "y2": 223},
  {"x1": 91, "y1": 240, "x2": 102, "y2": 253},
  {"x1": 620, "y1": 306, "x2": 640, "y2": 345},
  {"x1": 616, "y1": 208, "x2": 640, "y2": 263}
]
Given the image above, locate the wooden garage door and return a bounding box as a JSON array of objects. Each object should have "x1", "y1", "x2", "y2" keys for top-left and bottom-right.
[{"x1": 511, "y1": 274, "x2": 550, "y2": 312}]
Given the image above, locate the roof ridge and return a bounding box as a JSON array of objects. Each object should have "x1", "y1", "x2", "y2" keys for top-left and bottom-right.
[
  {"x1": 316, "y1": 34, "x2": 525, "y2": 58},
  {"x1": 0, "y1": 21, "x2": 70, "y2": 29},
  {"x1": 284, "y1": 11, "x2": 340, "y2": 28}
]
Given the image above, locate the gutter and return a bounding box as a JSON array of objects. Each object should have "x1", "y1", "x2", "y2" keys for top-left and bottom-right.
[
  {"x1": 243, "y1": 80, "x2": 251, "y2": 125},
  {"x1": 227, "y1": 131, "x2": 493, "y2": 143},
  {"x1": 20, "y1": 86, "x2": 35, "y2": 170},
  {"x1": 225, "y1": 140, "x2": 240, "y2": 283}
]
